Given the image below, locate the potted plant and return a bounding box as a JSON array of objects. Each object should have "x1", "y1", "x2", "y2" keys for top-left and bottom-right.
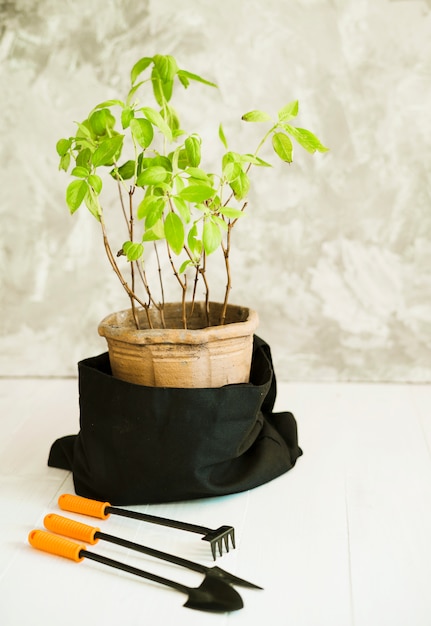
[
  {"x1": 56, "y1": 54, "x2": 327, "y2": 388},
  {"x1": 49, "y1": 54, "x2": 327, "y2": 504}
]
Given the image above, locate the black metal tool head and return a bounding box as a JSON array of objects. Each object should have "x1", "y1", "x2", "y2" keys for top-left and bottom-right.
[
  {"x1": 183, "y1": 576, "x2": 244, "y2": 613},
  {"x1": 202, "y1": 525, "x2": 235, "y2": 560},
  {"x1": 207, "y1": 566, "x2": 263, "y2": 590}
]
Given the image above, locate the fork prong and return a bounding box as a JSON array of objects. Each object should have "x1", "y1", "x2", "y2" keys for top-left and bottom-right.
[
  {"x1": 223, "y1": 534, "x2": 230, "y2": 552},
  {"x1": 210, "y1": 541, "x2": 217, "y2": 561},
  {"x1": 203, "y1": 526, "x2": 236, "y2": 559}
]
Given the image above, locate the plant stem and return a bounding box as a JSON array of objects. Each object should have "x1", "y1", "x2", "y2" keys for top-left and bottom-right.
[
  {"x1": 128, "y1": 187, "x2": 140, "y2": 330},
  {"x1": 182, "y1": 274, "x2": 188, "y2": 330},
  {"x1": 254, "y1": 125, "x2": 276, "y2": 157},
  {"x1": 154, "y1": 242, "x2": 165, "y2": 309},
  {"x1": 220, "y1": 201, "x2": 247, "y2": 324},
  {"x1": 166, "y1": 241, "x2": 188, "y2": 329},
  {"x1": 116, "y1": 177, "x2": 129, "y2": 227},
  {"x1": 199, "y1": 252, "x2": 210, "y2": 326},
  {"x1": 190, "y1": 265, "x2": 199, "y2": 317},
  {"x1": 220, "y1": 226, "x2": 232, "y2": 326},
  {"x1": 135, "y1": 262, "x2": 155, "y2": 329},
  {"x1": 100, "y1": 216, "x2": 150, "y2": 327},
  {"x1": 217, "y1": 119, "x2": 271, "y2": 320}
]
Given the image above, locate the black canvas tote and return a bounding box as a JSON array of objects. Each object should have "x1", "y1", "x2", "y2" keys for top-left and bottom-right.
[{"x1": 48, "y1": 336, "x2": 302, "y2": 505}]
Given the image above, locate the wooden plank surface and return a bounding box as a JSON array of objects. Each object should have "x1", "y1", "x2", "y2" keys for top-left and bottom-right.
[{"x1": 0, "y1": 379, "x2": 430, "y2": 625}]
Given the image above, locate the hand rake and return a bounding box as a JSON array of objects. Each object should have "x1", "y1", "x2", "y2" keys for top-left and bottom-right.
[{"x1": 59, "y1": 494, "x2": 235, "y2": 560}]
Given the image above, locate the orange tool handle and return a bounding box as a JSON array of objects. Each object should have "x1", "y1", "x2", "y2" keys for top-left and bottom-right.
[
  {"x1": 58, "y1": 494, "x2": 111, "y2": 520},
  {"x1": 44, "y1": 513, "x2": 100, "y2": 545},
  {"x1": 28, "y1": 529, "x2": 85, "y2": 562}
]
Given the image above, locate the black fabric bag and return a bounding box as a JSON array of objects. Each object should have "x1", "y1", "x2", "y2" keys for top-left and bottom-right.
[{"x1": 48, "y1": 336, "x2": 302, "y2": 505}]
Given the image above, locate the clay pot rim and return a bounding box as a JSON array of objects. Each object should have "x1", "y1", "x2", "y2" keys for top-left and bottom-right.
[{"x1": 98, "y1": 302, "x2": 259, "y2": 346}]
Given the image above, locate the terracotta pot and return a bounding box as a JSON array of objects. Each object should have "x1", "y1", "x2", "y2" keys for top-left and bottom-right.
[{"x1": 98, "y1": 302, "x2": 259, "y2": 388}]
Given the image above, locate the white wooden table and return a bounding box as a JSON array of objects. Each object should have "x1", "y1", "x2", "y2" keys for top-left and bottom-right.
[{"x1": 1, "y1": 378, "x2": 430, "y2": 625}]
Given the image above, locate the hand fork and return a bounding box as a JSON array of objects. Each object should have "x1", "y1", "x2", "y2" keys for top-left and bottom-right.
[{"x1": 59, "y1": 494, "x2": 235, "y2": 560}]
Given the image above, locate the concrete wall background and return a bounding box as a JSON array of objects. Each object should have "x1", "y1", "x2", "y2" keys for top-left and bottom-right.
[{"x1": 1, "y1": 0, "x2": 430, "y2": 381}]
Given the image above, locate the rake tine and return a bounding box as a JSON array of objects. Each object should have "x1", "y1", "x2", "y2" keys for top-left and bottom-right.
[{"x1": 203, "y1": 526, "x2": 235, "y2": 560}]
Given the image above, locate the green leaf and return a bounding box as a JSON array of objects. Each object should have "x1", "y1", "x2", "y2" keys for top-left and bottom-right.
[
  {"x1": 177, "y1": 148, "x2": 189, "y2": 170},
  {"x1": 111, "y1": 160, "x2": 135, "y2": 181},
  {"x1": 84, "y1": 187, "x2": 101, "y2": 220},
  {"x1": 212, "y1": 215, "x2": 228, "y2": 231},
  {"x1": 145, "y1": 199, "x2": 165, "y2": 228},
  {"x1": 137, "y1": 196, "x2": 164, "y2": 220},
  {"x1": 92, "y1": 135, "x2": 124, "y2": 167},
  {"x1": 88, "y1": 174, "x2": 102, "y2": 194},
  {"x1": 71, "y1": 166, "x2": 89, "y2": 178},
  {"x1": 66, "y1": 179, "x2": 88, "y2": 213},
  {"x1": 177, "y1": 69, "x2": 217, "y2": 88},
  {"x1": 137, "y1": 166, "x2": 169, "y2": 186},
  {"x1": 127, "y1": 80, "x2": 145, "y2": 105},
  {"x1": 141, "y1": 106, "x2": 172, "y2": 142},
  {"x1": 185, "y1": 136, "x2": 201, "y2": 168},
  {"x1": 187, "y1": 223, "x2": 202, "y2": 257},
  {"x1": 241, "y1": 110, "x2": 272, "y2": 123},
  {"x1": 89, "y1": 108, "x2": 116, "y2": 136},
  {"x1": 123, "y1": 241, "x2": 144, "y2": 261},
  {"x1": 278, "y1": 100, "x2": 299, "y2": 122},
  {"x1": 131, "y1": 56, "x2": 153, "y2": 84},
  {"x1": 142, "y1": 219, "x2": 165, "y2": 241},
  {"x1": 152, "y1": 68, "x2": 174, "y2": 106},
  {"x1": 203, "y1": 219, "x2": 222, "y2": 255},
  {"x1": 178, "y1": 185, "x2": 215, "y2": 203},
  {"x1": 179, "y1": 259, "x2": 193, "y2": 274},
  {"x1": 130, "y1": 117, "x2": 154, "y2": 149},
  {"x1": 218, "y1": 123, "x2": 228, "y2": 149},
  {"x1": 223, "y1": 161, "x2": 242, "y2": 183},
  {"x1": 229, "y1": 170, "x2": 250, "y2": 200},
  {"x1": 185, "y1": 167, "x2": 210, "y2": 182},
  {"x1": 222, "y1": 151, "x2": 242, "y2": 170},
  {"x1": 284, "y1": 125, "x2": 329, "y2": 154},
  {"x1": 219, "y1": 206, "x2": 244, "y2": 219},
  {"x1": 153, "y1": 54, "x2": 179, "y2": 82},
  {"x1": 139, "y1": 156, "x2": 173, "y2": 174},
  {"x1": 121, "y1": 107, "x2": 134, "y2": 129},
  {"x1": 272, "y1": 132, "x2": 293, "y2": 163},
  {"x1": 59, "y1": 153, "x2": 71, "y2": 172},
  {"x1": 165, "y1": 212, "x2": 184, "y2": 255},
  {"x1": 163, "y1": 104, "x2": 182, "y2": 134},
  {"x1": 76, "y1": 148, "x2": 92, "y2": 169},
  {"x1": 173, "y1": 197, "x2": 191, "y2": 222},
  {"x1": 174, "y1": 173, "x2": 184, "y2": 193},
  {"x1": 74, "y1": 121, "x2": 93, "y2": 139},
  {"x1": 56, "y1": 138, "x2": 71, "y2": 157},
  {"x1": 241, "y1": 153, "x2": 272, "y2": 167},
  {"x1": 177, "y1": 72, "x2": 189, "y2": 88},
  {"x1": 91, "y1": 99, "x2": 124, "y2": 111},
  {"x1": 152, "y1": 155, "x2": 173, "y2": 171}
]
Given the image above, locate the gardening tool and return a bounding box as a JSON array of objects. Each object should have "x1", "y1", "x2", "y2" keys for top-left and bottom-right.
[
  {"x1": 44, "y1": 513, "x2": 262, "y2": 590},
  {"x1": 28, "y1": 530, "x2": 243, "y2": 613},
  {"x1": 58, "y1": 494, "x2": 235, "y2": 560}
]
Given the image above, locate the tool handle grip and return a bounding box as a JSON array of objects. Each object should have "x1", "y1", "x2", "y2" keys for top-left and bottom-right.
[
  {"x1": 44, "y1": 513, "x2": 100, "y2": 545},
  {"x1": 28, "y1": 529, "x2": 85, "y2": 562},
  {"x1": 58, "y1": 494, "x2": 110, "y2": 520}
]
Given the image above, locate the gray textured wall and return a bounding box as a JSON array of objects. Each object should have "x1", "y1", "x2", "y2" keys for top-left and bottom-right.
[{"x1": 1, "y1": 0, "x2": 430, "y2": 381}]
